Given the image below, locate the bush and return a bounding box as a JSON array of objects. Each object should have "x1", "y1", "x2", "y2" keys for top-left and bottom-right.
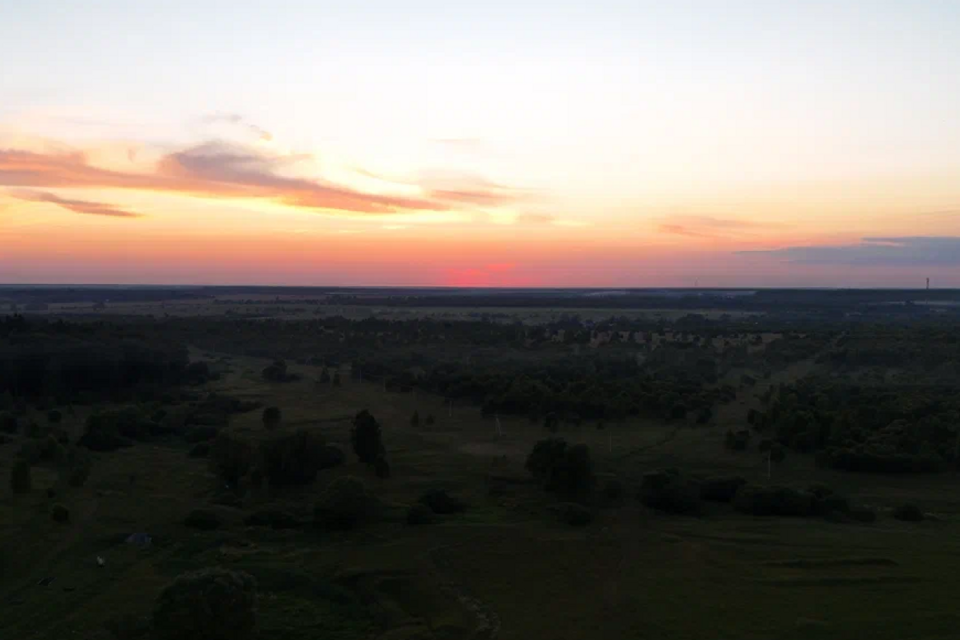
[
  {"x1": 525, "y1": 437, "x2": 568, "y2": 480},
  {"x1": 244, "y1": 509, "x2": 300, "y2": 529},
  {"x1": 769, "y1": 444, "x2": 787, "y2": 463},
  {"x1": 47, "y1": 409, "x2": 62, "y2": 424},
  {"x1": 419, "y1": 489, "x2": 465, "y2": 515},
  {"x1": 410, "y1": 411, "x2": 420, "y2": 428},
  {"x1": 317, "y1": 445, "x2": 345, "y2": 469},
  {"x1": 350, "y1": 410, "x2": 383, "y2": 464},
  {"x1": 551, "y1": 502, "x2": 593, "y2": 526},
  {"x1": 79, "y1": 409, "x2": 149, "y2": 451},
  {"x1": 425, "y1": 414, "x2": 435, "y2": 426},
  {"x1": 850, "y1": 506, "x2": 877, "y2": 523},
  {"x1": 817, "y1": 447, "x2": 941, "y2": 474},
  {"x1": 63, "y1": 455, "x2": 92, "y2": 488},
  {"x1": 603, "y1": 478, "x2": 623, "y2": 500},
  {"x1": 406, "y1": 503, "x2": 433, "y2": 525},
  {"x1": 0, "y1": 412, "x2": 17, "y2": 434},
  {"x1": 189, "y1": 443, "x2": 210, "y2": 458},
  {"x1": 184, "y1": 426, "x2": 219, "y2": 443},
  {"x1": 639, "y1": 469, "x2": 701, "y2": 514},
  {"x1": 209, "y1": 431, "x2": 254, "y2": 486},
  {"x1": 51, "y1": 503, "x2": 70, "y2": 523},
  {"x1": 10, "y1": 459, "x2": 31, "y2": 494},
  {"x1": 262, "y1": 407, "x2": 281, "y2": 430},
  {"x1": 733, "y1": 486, "x2": 813, "y2": 517},
  {"x1": 258, "y1": 429, "x2": 328, "y2": 487},
  {"x1": 314, "y1": 476, "x2": 373, "y2": 529},
  {"x1": 724, "y1": 429, "x2": 750, "y2": 451},
  {"x1": 39, "y1": 433, "x2": 67, "y2": 463},
  {"x1": 892, "y1": 503, "x2": 924, "y2": 522},
  {"x1": 184, "y1": 509, "x2": 222, "y2": 530},
  {"x1": 319, "y1": 368, "x2": 331, "y2": 384},
  {"x1": 332, "y1": 372, "x2": 341, "y2": 386},
  {"x1": 262, "y1": 359, "x2": 291, "y2": 382},
  {"x1": 700, "y1": 476, "x2": 747, "y2": 503},
  {"x1": 545, "y1": 444, "x2": 594, "y2": 498},
  {"x1": 152, "y1": 568, "x2": 257, "y2": 640},
  {"x1": 374, "y1": 456, "x2": 391, "y2": 479}
]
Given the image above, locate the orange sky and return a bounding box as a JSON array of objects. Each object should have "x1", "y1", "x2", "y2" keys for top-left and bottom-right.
[{"x1": 3, "y1": 2, "x2": 960, "y2": 287}]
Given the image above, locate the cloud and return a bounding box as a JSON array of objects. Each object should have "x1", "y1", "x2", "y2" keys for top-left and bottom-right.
[
  {"x1": 516, "y1": 213, "x2": 556, "y2": 224},
  {"x1": 740, "y1": 237, "x2": 960, "y2": 266},
  {"x1": 202, "y1": 112, "x2": 273, "y2": 142},
  {"x1": 432, "y1": 138, "x2": 483, "y2": 149},
  {"x1": 10, "y1": 189, "x2": 140, "y2": 218},
  {"x1": 658, "y1": 215, "x2": 783, "y2": 238},
  {"x1": 0, "y1": 142, "x2": 460, "y2": 214}
]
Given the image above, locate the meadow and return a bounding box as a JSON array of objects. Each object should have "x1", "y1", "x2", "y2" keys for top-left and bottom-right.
[{"x1": 2, "y1": 290, "x2": 960, "y2": 639}]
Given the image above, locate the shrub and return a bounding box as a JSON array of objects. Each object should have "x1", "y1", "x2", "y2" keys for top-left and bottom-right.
[
  {"x1": 262, "y1": 407, "x2": 281, "y2": 430},
  {"x1": 258, "y1": 429, "x2": 328, "y2": 487},
  {"x1": 319, "y1": 368, "x2": 331, "y2": 384},
  {"x1": 769, "y1": 444, "x2": 787, "y2": 463},
  {"x1": 209, "y1": 431, "x2": 254, "y2": 486},
  {"x1": 47, "y1": 409, "x2": 62, "y2": 424},
  {"x1": 0, "y1": 412, "x2": 17, "y2": 434},
  {"x1": 262, "y1": 359, "x2": 290, "y2": 382},
  {"x1": 543, "y1": 412, "x2": 560, "y2": 433},
  {"x1": 639, "y1": 469, "x2": 701, "y2": 514},
  {"x1": 812, "y1": 494, "x2": 850, "y2": 517},
  {"x1": 350, "y1": 410, "x2": 383, "y2": 464},
  {"x1": 374, "y1": 456, "x2": 391, "y2": 479},
  {"x1": 725, "y1": 429, "x2": 750, "y2": 451},
  {"x1": 332, "y1": 372, "x2": 341, "y2": 386},
  {"x1": 525, "y1": 438, "x2": 568, "y2": 480},
  {"x1": 545, "y1": 444, "x2": 594, "y2": 498},
  {"x1": 314, "y1": 476, "x2": 373, "y2": 529},
  {"x1": 184, "y1": 426, "x2": 219, "y2": 443},
  {"x1": 244, "y1": 510, "x2": 300, "y2": 529},
  {"x1": 10, "y1": 459, "x2": 31, "y2": 494},
  {"x1": 733, "y1": 486, "x2": 813, "y2": 517},
  {"x1": 410, "y1": 411, "x2": 420, "y2": 428},
  {"x1": 849, "y1": 506, "x2": 877, "y2": 523},
  {"x1": 39, "y1": 433, "x2": 67, "y2": 463},
  {"x1": 79, "y1": 409, "x2": 149, "y2": 451},
  {"x1": 317, "y1": 445, "x2": 345, "y2": 469},
  {"x1": 184, "y1": 509, "x2": 222, "y2": 530},
  {"x1": 406, "y1": 503, "x2": 433, "y2": 525},
  {"x1": 603, "y1": 478, "x2": 623, "y2": 500},
  {"x1": 152, "y1": 568, "x2": 257, "y2": 640},
  {"x1": 17, "y1": 439, "x2": 42, "y2": 464},
  {"x1": 63, "y1": 455, "x2": 92, "y2": 488},
  {"x1": 419, "y1": 489, "x2": 465, "y2": 515},
  {"x1": 551, "y1": 502, "x2": 593, "y2": 526},
  {"x1": 700, "y1": 476, "x2": 747, "y2": 503},
  {"x1": 425, "y1": 414, "x2": 435, "y2": 426},
  {"x1": 189, "y1": 442, "x2": 210, "y2": 458},
  {"x1": 51, "y1": 503, "x2": 70, "y2": 523},
  {"x1": 892, "y1": 503, "x2": 924, "y2": 522}
]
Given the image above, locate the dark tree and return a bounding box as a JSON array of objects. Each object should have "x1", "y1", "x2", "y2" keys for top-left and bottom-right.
[
  {"x1": 47, "y1": 409, "x2": 62, "y2": 425},
  {"x1": 319, "y1": 368, "x2": 331, "y2": 384},
  {"x1": 374, "y1": 456, "x2": 391, "y2": 479},
  {"x1": 425, "y1": 414, "x2": 435, "y2": 426},
  {"x1": 546, "y1": 443, "x2": 595, "y2": 498},
  {"x1": 410, "y1": 411, "x2": 420, "y2": 428},
  {"x1": 262, "y1": 406, "x2": 281, "y2": 430},
  {"x1": 11, "y1": 459, "x2": 31, "y2": 494},
  {"x1": 153, "y1": 569, "x2": 258, "y2": 640},
  {"x1": 351, "y1": 410, "x2": 383, "y2": 464},
  {"x1": 332, "y1": 372, "x2": 342, "y2": 386},
  {"x1": 543, "y1": 412, "x2": 559, "y2": 433}
]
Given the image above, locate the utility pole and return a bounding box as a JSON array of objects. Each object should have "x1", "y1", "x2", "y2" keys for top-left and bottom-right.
[{"x1": 495, "y1": 414, "x2": 502, "y2": 437}]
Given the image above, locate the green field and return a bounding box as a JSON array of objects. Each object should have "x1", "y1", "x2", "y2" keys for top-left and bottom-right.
[{"x1": 4, "y1": 342, "x2": 960, "y2": 640}]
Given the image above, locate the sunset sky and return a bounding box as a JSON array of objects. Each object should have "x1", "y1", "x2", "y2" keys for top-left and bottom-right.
[{"x1": 2, "y1": 1, "x2": 960, "y2": 287}]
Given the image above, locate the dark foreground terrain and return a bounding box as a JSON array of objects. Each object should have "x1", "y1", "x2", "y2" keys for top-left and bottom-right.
[{"x1": 2, "y1": 287, "x2": 960, "y2": 639}]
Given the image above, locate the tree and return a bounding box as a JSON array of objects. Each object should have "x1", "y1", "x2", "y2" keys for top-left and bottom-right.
[
  {"x1": 153, "y1": 568, "x2": 258, "y2": 640},
  {"x1": 10, "y1": 459, "x2": 31, "y2": 494},
  {"x1": 351, "y1": 410, "x2": 383, "y2": 464},
  {"x1": 47, "y1": 409, "x2": 62, "y2": 424},
  {"x1": 332, "y1": 372, "x2": 342, "y2": 386},
  {"x1": 543, "y1": 412, "x2": 559, "y2": 433},
  {"x1": 410, "y1": 411, "x2": 420, "y2": 428},
  {"x1": 546, "y1": 444, "x2": 595, "y2": 498},
  {"x1": 262, "y1": 406, "x2": 281, "y2": 430},
  {"x1": 319, "y1": 368, "x2": 331, "y2": 384},
  {"x1": 314, "y1": 476, "x2": 373, "y2": 529},
  {"x1": 374, "y1": 456, "x2": 391, "y2": 479}
]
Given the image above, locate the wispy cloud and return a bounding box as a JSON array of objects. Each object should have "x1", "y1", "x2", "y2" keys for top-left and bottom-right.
[
  {"x1": 740, "y1": 236, "x2": 960, "y2": 266},
  {"x1": 658, "y1": 215, "x2": 783, "y2": 239},
  {"x1": 516, "y1": 213, "x2": 556, "y2": 224},
  {"x1": 9, "y1": 189, "x2": 141, "y2": 218},
  {"x1": 0, "y1": 140, "x2": 529, "y2": 215},
  {"x1": 201, "y1": 112, "x2": 273, "y2": 142}
]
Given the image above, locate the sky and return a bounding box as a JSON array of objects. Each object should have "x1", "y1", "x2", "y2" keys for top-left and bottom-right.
[{"x1": 2, "y1": 0, "x2": 960, "y2": 287}]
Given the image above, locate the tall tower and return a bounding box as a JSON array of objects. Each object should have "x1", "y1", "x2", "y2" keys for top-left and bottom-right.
[{"x1": 927, "y1": 277, "x2": 930, "y2": 290}]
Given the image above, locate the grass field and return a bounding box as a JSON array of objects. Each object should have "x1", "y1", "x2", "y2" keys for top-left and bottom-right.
[{"x1": 3, "y1": 352, "x2": 960, "y2": 640}]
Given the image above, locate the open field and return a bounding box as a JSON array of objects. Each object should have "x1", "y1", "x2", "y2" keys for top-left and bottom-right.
[{"x1": 4, "y1": 347, "x2": 960, "y2": 640}]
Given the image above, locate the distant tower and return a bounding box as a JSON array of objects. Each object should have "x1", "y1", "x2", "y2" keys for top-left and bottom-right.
[{"x1": 927, "y1": 277, "x2": 931, "y2": 290}]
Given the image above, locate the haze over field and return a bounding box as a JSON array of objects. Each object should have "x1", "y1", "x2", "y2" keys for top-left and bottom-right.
[{"x1": 2, "y1": 1, "x2": 960, "y2": 287}]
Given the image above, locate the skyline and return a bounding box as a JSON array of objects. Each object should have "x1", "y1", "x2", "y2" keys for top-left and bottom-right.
[{"x1": 2, "y1": 1, "x2": 960, "y2": 287}]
